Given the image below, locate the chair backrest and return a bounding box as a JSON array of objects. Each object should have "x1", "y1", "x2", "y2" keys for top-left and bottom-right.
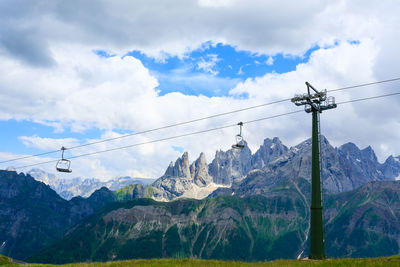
[{"x1": 56, "y1": 159, "x2": 72, "y2": 173}]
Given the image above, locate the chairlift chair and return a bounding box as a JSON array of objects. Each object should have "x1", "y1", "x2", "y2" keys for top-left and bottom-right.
[
  {"x1": 232, "y1": 122, "x2": 245, "y2": 149},
  {"x1": 56, "y1": 146, "x2": 72, "y2": 173}
]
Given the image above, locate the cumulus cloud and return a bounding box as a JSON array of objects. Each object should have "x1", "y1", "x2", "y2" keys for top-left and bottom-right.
[
  {"x1": 2, "y1": 40, "x2": 400, "y2": 179},
  {"x1": 266, "y1": 57, "x2": 274, "y2": 66},
  {"x1": 18, "y1": 135, "x2": 80, "y2": 150},
  {"x1": 1, "y1": 0, "x2": 400, "y2": 180},
  {"x1": 196, "y1": 54, "x2": 220, "y2": 75},
  {"x1": 0, "y1": 0, "x2": 388, "y2": 62}
]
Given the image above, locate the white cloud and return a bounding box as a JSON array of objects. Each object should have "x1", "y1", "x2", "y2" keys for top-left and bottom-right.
[
  {"x1": 1, "y1": 1, "x2": 400, "y2": 180},
  {"x1": 3, "y1": 39, "x2": 400, "y2": 179},
  {"x1": 18, "y1": 135, "x2": 80, "y2": 150},
  {"x1": 0, "y1": 0, "x2": 392, "y2": 62},
  {"x1": 198, "y1": 0, "x2": 236, "y2": 8},
  {"x1": 196, "y1": 54, "x2": 220, "y2": 75},
  {"x1": 266, "y1": 56, "x2": 274, "y2": 66},
  {"x1": 0, "y1": 45, "x2": 159, "y2": 130},
  {"x1": 237, "y1": 66, "x2": 244, "y2": 75}
]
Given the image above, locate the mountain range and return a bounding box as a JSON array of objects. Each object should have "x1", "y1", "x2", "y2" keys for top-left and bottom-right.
[
  {"x1": 25, "y1": 136, "x2": 400, "y2": 202},
  {"x1": 28, "y1": 180, "x2": 400, "y2": 263},
  {"x1": 27, "y1": 168, "x2": 155, "y2": 200},
  {"x1": 147, "y1": 136, "x2": 400, "y2": 201},
  {"x1": 1, "y1": 136, "x2": 399, "y2": 262},
  {"x1": 0, "y1": 170, "x2": 117, "y2": 260}
]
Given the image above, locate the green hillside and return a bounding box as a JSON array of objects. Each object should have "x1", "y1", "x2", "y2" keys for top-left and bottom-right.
[
  {"x1": 2, "y1": 255, "x2": 400, "y2": 267},
  {"x1": 28, "y1": 181, "x2": 400, "y2": 264},
  {"x1": 28, "y1": 195, "x2": 308, "y2": 264},
  {"x1": 0, "y1": 254, "x2": 11, "y2": 265}
]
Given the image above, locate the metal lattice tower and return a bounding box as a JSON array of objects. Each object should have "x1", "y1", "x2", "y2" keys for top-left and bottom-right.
[{"x1": 291, "y1": 82, "x2": 337, "y2": 259}]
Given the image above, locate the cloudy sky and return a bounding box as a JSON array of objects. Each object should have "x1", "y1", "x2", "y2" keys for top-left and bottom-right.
[{"x1": 0, "y1": 0, "x2": 399, "y2": 180}]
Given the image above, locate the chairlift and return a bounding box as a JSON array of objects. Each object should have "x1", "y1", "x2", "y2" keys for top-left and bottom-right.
[
  {"x1": 56, "y1": 146, "x2": 72, "y2": 173},
  {"x1": 232, "y1": 122, "x2": 245, "y2": 149}
]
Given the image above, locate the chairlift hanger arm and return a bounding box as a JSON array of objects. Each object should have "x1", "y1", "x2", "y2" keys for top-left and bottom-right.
[
  {"x1": 232, "y1": 122, "x2": 245, "y2": 149},
  {"x1": 306, "y1": 81, "x2": 319, "y2": 94},
  {"x1": 238, "y1": 122, "x2": 243, "y2": 136}
]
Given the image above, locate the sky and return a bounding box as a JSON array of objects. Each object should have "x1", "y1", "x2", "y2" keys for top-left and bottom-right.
[{"x1": 0, "y1": 0, "x2": 400, "y2": 180}]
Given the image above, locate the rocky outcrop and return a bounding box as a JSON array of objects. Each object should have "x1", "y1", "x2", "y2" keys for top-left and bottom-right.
[
  {"x1": 151, "y1": 136, "x2": 400, "y2": 201},
  {"x1": 191, "y1": 152, "x2": 213, "y2": 186},
  {"x1": 251, "y1": 137, "x2": 289, "y2": 169},
  {"x1": 208, "y1": 141, "x2": 252, "y2": 185},
  {"x1": 151, "y1": 152, "x2": 220, "y2": 201},
  {"x1": 381, "y1": 155, "x2": 400, "y2": 180},
  {"x1": 211, "y1": 136, "x2": 400, "y2": 198},
  {"x1": 163, "y1": 152, "x2": 191, "y2": 178}
]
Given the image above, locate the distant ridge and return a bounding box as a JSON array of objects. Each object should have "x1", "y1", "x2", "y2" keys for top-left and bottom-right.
[{"x1": 27, "y1": 168, "x2": 155, "y2": 200}]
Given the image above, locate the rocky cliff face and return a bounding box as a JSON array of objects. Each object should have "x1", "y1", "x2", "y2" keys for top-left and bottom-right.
[
  {"x1": 222, "y1": 136, "x2": 400, "y2": 196},
  {"x1": 191, "y1": 152, "x2": 213, "y2": 186},
  {"x1": 151, "y1": 152, "x2": 222, "y2": 201},
  {"x1": 381, "y1": 155, "x2": 400, "y2": 180},
  {"x1": 251, "y1": 137, "x2": 289, "y2": 169},
  {"x1": 208, "y1": 142, "x2": 252, "y2": 185},
  {"x1": 150, "y1": 136, "x2": 400, "y2": 201},
  {"x1": 263, "y1": 136, "x2": 356, "y2": 194}
]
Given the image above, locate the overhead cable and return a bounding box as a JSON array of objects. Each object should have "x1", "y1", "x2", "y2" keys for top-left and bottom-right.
[
  {"x1": 2, "y1": 77, "x2": 400, "y2": 165},
  {"x1": 11, "y1": 91, "x2": 400, "y2": 170},
  {"x1": 12, "y1": 110, "x2": 304, "y2": 170},
  {"x1": 329, "y1": 77, "x2": 400, "y2": 93}
]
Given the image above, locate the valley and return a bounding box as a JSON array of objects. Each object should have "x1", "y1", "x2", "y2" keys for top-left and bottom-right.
[{"x1": 1, "y1": 136, "x2": 399, "y2": 263}]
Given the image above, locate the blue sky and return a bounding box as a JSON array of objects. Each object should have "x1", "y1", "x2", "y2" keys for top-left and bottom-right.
[
  {"x1": 1, "y1": 0, "x2": 399, "y2": 179},
  {"x1": 0, "y1": 38, "x2": 390, "y2": 175},
  {"x1": 125, "y1": 42, "x2": 319, "y2": 97},
  {"x1": 2, "y1": 43, "x2": 319, "y2": 160}
]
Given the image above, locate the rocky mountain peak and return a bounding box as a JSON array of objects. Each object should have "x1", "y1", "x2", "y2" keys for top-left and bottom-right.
[
  {"x1": 361, "y1": 145, "x2": 378, "y2": 162},
  {"x1": 382, "y1": 155, "x2": 400, "y2": 180},
  {"x1": 163, "y1": 152, "x2": 190, "y2": 178},
  {"x1": 197, "y1": 152, "x2": 207, "y2": 164},
  {"x1": 153, "y1": 135, "x2": 400, "y2": 201},
  {"x1": 190, "y1": 152, "x2": 212, "y2": 186},
  {"x1": 338, "y1": 142, "x2": 361, "y2": 159},
  {"x1": 209, "y1": 142, "x2": 252, "y2": 185},
  {"x1": 385, "y1": 155, "x2": 400, "y2": 164},
  {"x1": 251, "y1": 137, "x2": 289, "y2": 169},
  {"x1": 152, "y1": 151, "x2": 220, "y2": 201}
]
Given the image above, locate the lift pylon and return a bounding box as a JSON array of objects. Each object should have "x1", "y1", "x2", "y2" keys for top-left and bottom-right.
[{"x1": 291, "y1": 82, "x2": 337, "y2": 259}]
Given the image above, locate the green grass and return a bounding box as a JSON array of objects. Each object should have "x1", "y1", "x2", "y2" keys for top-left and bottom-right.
[
  {"x1": 0, "y1": 254, "x2": 11, "y2": 265},
  {"x1": 1, "y1": 256, "x2": 399, "y2": 267}
]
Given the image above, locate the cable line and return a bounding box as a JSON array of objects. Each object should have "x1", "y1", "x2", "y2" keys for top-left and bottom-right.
[
  {"x1": 0, "y1": 150, "x2": 63, "y2": 164},
  {"x1": 10, "y1": 90, "x2": 400, "y2": 170},
  {"x1": 2, "y1": 77, "x2": 400, "y2": 165},
  {"x1": 336, "y1": 91, "x2": 400, "y2": 105},
  {"x1": 329, "y1": 77, "x2": 400, "y2": 93},
  {"x1": 0, "y1": 98, "x2": 291, "y2": 165},
  {"x1": 13, "y1": 110, "x2": 303, "y2": 170}
]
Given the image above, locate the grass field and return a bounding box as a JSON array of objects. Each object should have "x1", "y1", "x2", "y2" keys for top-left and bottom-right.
[{"x1": 1, "y1": 255, "x2": 399, "y2": 267}]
